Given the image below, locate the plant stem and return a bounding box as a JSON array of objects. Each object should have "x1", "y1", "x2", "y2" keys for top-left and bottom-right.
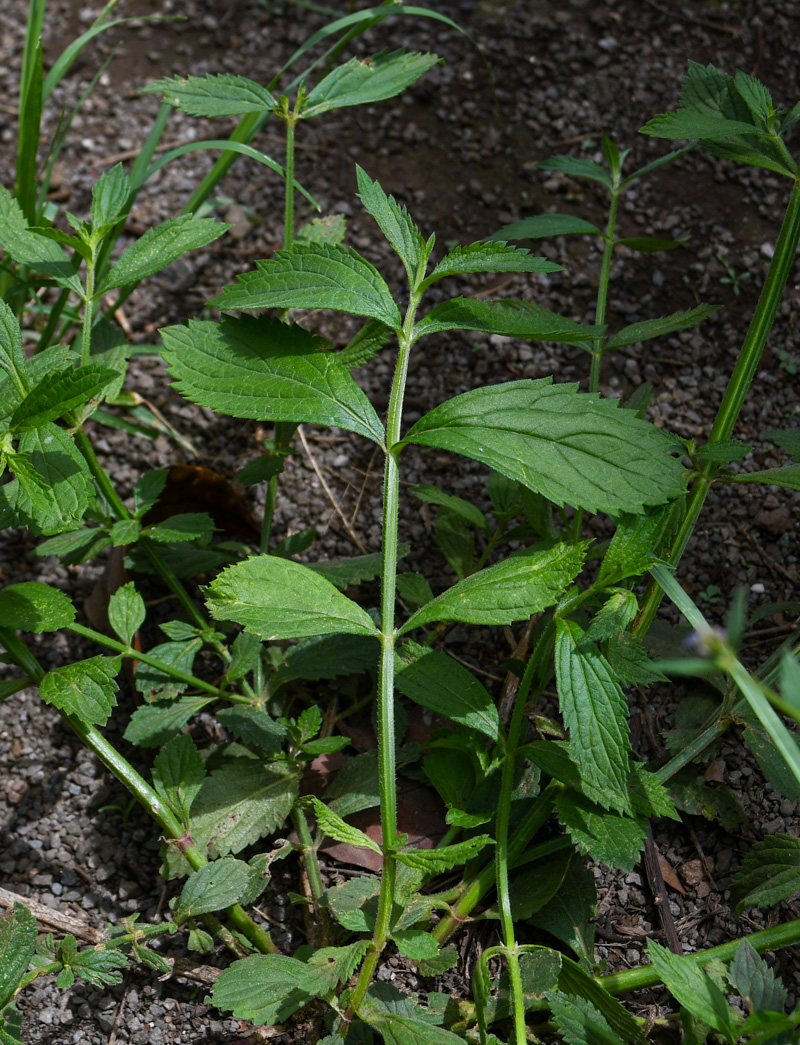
[
  {"x1": 599, "y1": 917, "x2": 800, "y2": 995},
  {"x1": 283, "y1": 115, "x2": 296, "y2": 250},
  {"x1": 635, "y1": 176, "x2": 800, "y2": 636}
]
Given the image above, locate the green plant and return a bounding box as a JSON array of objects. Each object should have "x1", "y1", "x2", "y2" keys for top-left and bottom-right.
[
  {"x1": 716, "y1": 249, "x2": 752, "y2": 295},
  {"x1": 2, "y1": 51, "x2": 800, "y2": 1045}
]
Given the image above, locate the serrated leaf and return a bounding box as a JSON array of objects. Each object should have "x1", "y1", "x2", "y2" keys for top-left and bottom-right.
[
  {"x1": 212, "y1": 953, "x2": 334, "y2": 1025},
  {"x1": 491, "y1": 214, "x2": 602, "y2": 240},
  {"x1": 396, "y1": 572, "x2": 434, "y2": 610},
  {"x1": 307, "y1": 940, "x2": 370, "y2": 985},
  {"x1": 295, "y1": 213, "x2": 347, "y2": 248},
  {"x1": 598, "y1": 506, "x2": 672, "y2": 586},
  {"x1": 134, "y1": 469, "x2": 168, "y2": 517},
  {"x1": 299, "y1": 795, "x2": 382, "y2": 853},
  {"x1": 395, "y1": 644, "x2": 501, "y2": 740},
  {"x1": 35, "y1": 526, "x2": 111, "y2": 566},
  {"x1": 695, "y1": 439, "x2": 752, "y2": 464},
  {"x1": 143, "y1": 72, "x2": 277, "y2": 116},
  {"x1": 607, "y1": 633, "x2": 668, "y2": 686},
  {"x1": 400, "y1": 541, "x2": 585, "y2": 634},
  {"x1": 308, "y1": 546, "x2": 407, "y2": 589},
  {"x1": 107, "y1": 581, "x2": 145, "y2": 645},
  {"x1": 0, "y1": 300, "x2": 27, "y2": 396},
  {"x1": 216, "y1": 705, "x2": 287, "y2": 754},
  {"x1": 144, "y1": 512, "x2": 216, "y2": 543},
  {"x1": 206, "y1": 554, "x2": 379, "y2": 640},
  {"x1": 604, "y1": 305, "x2": 720, "y2": 351},
  {"x1": 321, "y1": 875, "x2": 380, "y2": 932},
  {"x1": 558, "y1": 957, "x2": 645, "y2": 1044},
  {"x1": 356, "y1": 166, "x2": 428, "y2": 282},
  {"x1": 729, "y1": 938, "x2": 787, "y2": 1015},
  {"x1": 556, "y1": 620, "x2": 633, "y2": 814},
  {"x1": 0, "y1": 904, "x2": 36, "y2": 1009},
  {"x1": 11, "y1": 364, "x2": 118, "y2": 430},
  {"x1": 303, "y1": 49, "x2": 440, "y2": 117},
  {"x1": 743, "y1": 720, "x2": 800, "y2": 803},
  {"x1": 413, "y1": 297, "x2": 601, "y2": 342},
  {"x1": 152, "y1": 734, "x2": 206, "y2": 823},
  {"x1": 547, "y1": 990, "x2": 626, "y2": 1045},
  {"x1": 323, "y1": 750, "x2": 380, "y2": 819},
  {"x1": 99, "y1": 216, "x2": 229, "y2": 294},
  {"x1": 554, "y1": 790, "x2": 645, "y2": 872},
  {"x1": 647, "y1": 940, "x2": 738, "y2": 1043},
  {"x1": 629, "y1": 764, "x2": 679, "y2": 820},
  {"x1": 0, "y1": 186, "x2": 83, "y2": 294},
  {"x1": 391, "y1": 930, "x2": 439, "y2": 961},
  {"x1": 422, "y1": 240, "x2": 561, "y2": 288},
  {"x1": 108, "y1": 518, "x2": 142, "y2": 547},
  {"x1": 731, "y1": 835, "x2": 800, "y2": 914},
  {"x1": 0, "y1": 582, "x2": 75, "y2": 633},
  {"x1": 190, "y1": 759, "x2": 299, "y2": 858},
  {"x1": 403, "y1": 378, "x2": 684, "y2": 515},
  {"x1": 160, "y1": 315, "x2": 385, "y2": 445},
  {"x1": 123, "y1": 694, "x2": 215, "y2": 748},
  {"x1": 764, "y1": 429, "x2": 800, "y2": 462},
  {"x1": 339, "y1": 318, "x2": 393, "y2": 370},
  {"x1": 539, "y1": 155, "x2": 613, "y2": 189},
  {"x1": 40, "y1": 656, "x2": 121, "y2": 726},
  {"x1": 134, "y1": 638, "x2": 202, "y2": 701},
  {"x1": 729, "y1": 464, "x2": 800, "y2": 491},
  {"x1": 395, "y1": 835, "x2": 492, "y2": 872},
  {"x1": 419, "y1": 947, "x2": 459, "y2": 977},
  {"x1": 271, "y1": 633, "x2": 378, "y2": 694},
  {"x1": 411, "y1": 484, "x2": 489, "y2": 533},
  {"x1": 176, "y1": 858, "x2": 250, "y2": 922},
  {"x1": 91, "y1": 163, "x2": 130, "y2": 230},
  {"x1": 211, "y1": 244, "x2": 401, "y2": 327},
  {"x1": 64, "y1": 946, "x2": 128, "y2": 987},
  {"x1": 643, "y1": 111, "x2": 766, "y2": 141}
]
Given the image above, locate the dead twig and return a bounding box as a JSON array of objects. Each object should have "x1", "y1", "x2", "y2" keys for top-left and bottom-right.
[{"x1": 297, "y1": 425, "x2": 367, "y2": 553}]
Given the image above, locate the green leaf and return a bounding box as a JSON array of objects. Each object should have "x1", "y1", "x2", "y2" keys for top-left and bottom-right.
[
  {"x1": 395, "y1": 643, "x2": 501, "y2": 741},
  {"x1": 123, "y1": 694, "x2": 215, "y2": 748},
  {"x1": 411, "y1": 484, "x2": 489, "y2": 533},
  {"x1": 695, "y1": 439, "x2": 752, "y2": 464},
  {"x1": 323, "y1": 751, "x2": 380, "y2": 819},
  {"x1": 365, "y1": 1013, "x2": 467, "y2": 1045},
  {"x1": 190, "y1": 759, "x2": 299, "y2": 858},
  {"x1": 299, "y1": 795, "x2": 382, "y2": 853},
  {"x1": 402, "y1": 379, "x2": 685, "y2": 515},
  {"x1": 216, "y1": 705, "x2": 287, "y2": 755},
  {"x1": 731, "y1": 835, "x2": 800, "y2": 914},
  {"x1": 98, "y1": 215, "x2": 230, "y2": 293},
  {"x1": 61, "y1": 943, "x2": 127, "y2": 987},
  {"x1": 539, "y1": 155, "x2": 613, "y2": 189},
  {"x1": 529, "y1": 856, "x2": 597, "y2": 963},
  {"x1": 35, "y1": 526, "x2": 110, "y2": 566},
  {"x1": 356, "y1": 166, "x2": 429, "y2": 283},
  {"x1": 598, "y1": 506, "x2": 673, "y2": 586},
  {"x1": 295, "y1": 213, "x2": 347, "y2": 248},
  {"x1": 501, "y1": 849, "x2": 572, "y2": 920},
  {"x1": 0, "y1": 582, "x2": 75, "y2": 633},
  {"x1": 40, "y1": 656, "x2": 121, "y2": 726},
  {"x1": 396, "y1": 572, "x2": 434, "y2": 611},
  {"x1": 133, "y1": 469, "x2": 168, "y2": 516},
  {"x1": 764, "y1": 428, "x2": 800, "y2": 462},
  {"x1": 7, "y1": 424, "x2": 93, "y2": 536},
  {"x1": 728, "y1": 464, "x2": 800, "y2": 491},
  {"x1": 308, "y1": 546, "x2": 407, "y2": 589},
  {"x1": 303, "y1": 49, "x2": 441, "y2": 117},
  {"x1": 390, "y1": 930, "x2": 439, "y2": 962},
  {"x1": 212, "y1": 954, "x2": 335, "y2": 1025},
  {"x1": 176, "y1": 858, "x2": 250, "y2": 922},
  {"x1": 107, "y1": 581, "x2": 145, "y2": 645},
  {"x1": 434, "y1": 509, "x2": 473, "y2": 580},
  {"x1": 615, "y1": 235, "x2": 689, "y2": 252},
  {"x1": 307, "y1": 940, "x2": 370, "y2": 985},
  {"x1": 418, "y1": 947, "x2": 459, "y2": 977},
  {"x1": 211, "y1": 244, "x2": 401, "y2": 328},
  {"x1": 643, "y1": 110, "x2": 766, "y2": 140},
  {"x1": 413, "y1": 297, "x2": 601, "y2": 342},
  {"x1": 271, "y1": 633, "x2": 378, "y2": 694},
  {"x1": 647, "y1": 940, "x2": 738, "y2": 1043},
  {"x1": 206, "y1": 554, "x2": 379, "y2": 640},
  {"x1": 395, "y1": 835, "x2": 493, "y2": 872},
  {"x1": 0, "y1": 186, "x2": 83, "y2": 294},
  {"x1": 399, "y1": 541, "x2": 585, "y2": 633},
  {"x1": 143, "y1": 72, "x2": 277, "y2": 116},
  {"x1": 322, "y1": 875, "x2": 380, "y2": 932},
  {"x1": 556, "y1": 620, "x2": 632, "y2": 814},
  {"x1": 547, "y1": 990, "x2": 626, "y2": 1045},
  {"x1": 743, "y1": 720, "x2": 800, "y2": 803},
  {"x1": 629, "y1": 764, "x2": 679, "y2": 821},
  {"x1": 422, "y1": 241, "x2": 562, "y2": 288},
  {"x1": 0, "y1": 904, "x2": 36, "y2": 1009},
  {"x1": 160, "y1": 315, "x2": 385, "y2": 445},
  {"x1": 144, "y1": 512, "x2": 216, "y2": 544},
  {"x1": 554, "y1": 790, "x2": 646, "y2": 872},
  {"x1": 91, "y1": 163, "x2": 130, "y2": 230},
  {"x1": 0, "y1": 300, "x2": 27, "y2": 396},
  {"x1": 490, "y1": 214, "x2": 602, "y2": 240},
  {"x1": 134, "y1": 638, "x2": 202, "y2": 701},
  {"x1": 558, "y1": 957, "x2": 645, "y2": 1044},
  {"x1": 729, "y1": 939, "x2": 787, "y2": 1015},
  {"x1": 11, "y1": 364, "x2": 118, "y2": 430},
  {"x1": 152, "y1": 734, "x2": 206, "y2": 823},
  {"x1": 604, "y1": 305, "x2": 720, "y2": 351}
]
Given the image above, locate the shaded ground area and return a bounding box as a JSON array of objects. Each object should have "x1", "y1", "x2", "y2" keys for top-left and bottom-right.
[{"x1": 1, "y1": 0, "x2": 800, "y2": 1041}]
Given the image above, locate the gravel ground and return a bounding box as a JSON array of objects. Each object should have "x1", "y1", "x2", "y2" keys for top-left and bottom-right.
[{"x1": 1, "y1": 0, "x2": 800, "y2": 1042}]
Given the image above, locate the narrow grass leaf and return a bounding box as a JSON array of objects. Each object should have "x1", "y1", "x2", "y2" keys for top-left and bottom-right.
[
  {"x1": 299, "y1": 796, "x2": 382, "y2": 853},
  {"x1": 490, "y1": 214, "x2": 602, "y2": 240},
  {"x1": 728, "y1": 939, "x2": 787, "y2": 1014},
  {"x1": 731, "y1": 835, "x2": 800, "y2": 914},
  {"x1": 422, "y1": 241, "x2": 562, "y2": 288},
  {"x1": 604, "y1": 305, "x2": 720, "y2": 350},
  {"x1": 99, "y1": 216, "x2": 230, "y2": 293},
  {"x1": 554, "y1": 791, "x2": 645, "y2": 872},
  {"x1": 40, "y1": 656, "x2": 121, "y2": 726},
  {"x1": 403, "y1": 378, "x2": 685, "y2": 515},
  {"x1": 356, "y1": 166, "x2": 428, "y2": 281},
  {"x1": 399, "y1": 541, "x2": 585, "y2": 633},
  {"x1": 206, "y1": 555, "x2": 379, "y2": 640},
  {"x1": 212, "y1": 954, "x2": 334, "y2": 1025},
  {"x1": 413, "y1": 298, "x2": 600, "y2": 342},
  {"x1": 161, "y1": 315, "x2": 385, "y2": 445},
  {"x1": 0, "y1": 904, "x2": 36, "y2": 1009},
  {"x1": 556, "y1": 620, "x2": 632, "y2": 814},
  {"x1": 410, "y1": 484, "x2": 490, "y2": 533},
  {"x1": 303, "y1": 50, "x2": 441, "y2": 116},
  {"x1": 647, "y1": 940, "x2": 738, "y2": 1043},
  {"x1": 143, "y1": 73, "x2": 277, "y2": 116},
  {"x1": 211, "y1": 244, "x2": 401, "y2": 327},
  {"x1": 175, "y1": 858, "x2": 250, "y2": 922},
  {"x1": 0, "y1": 582, "x2": 75, "y2": 633},
  {"x1": 11, "y1": 365, "x2": 118, "y2": 431},
  {"x1": 395, "y1": 644, "x2": 501, "y2": 740},
  {"x1": 152, "y1": 734, "x2": 206, "y2": 822}
]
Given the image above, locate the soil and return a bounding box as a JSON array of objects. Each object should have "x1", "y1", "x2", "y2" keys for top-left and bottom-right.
[{"x1": 1, "y1": 1, "x2": 800, "y2": 1043}]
